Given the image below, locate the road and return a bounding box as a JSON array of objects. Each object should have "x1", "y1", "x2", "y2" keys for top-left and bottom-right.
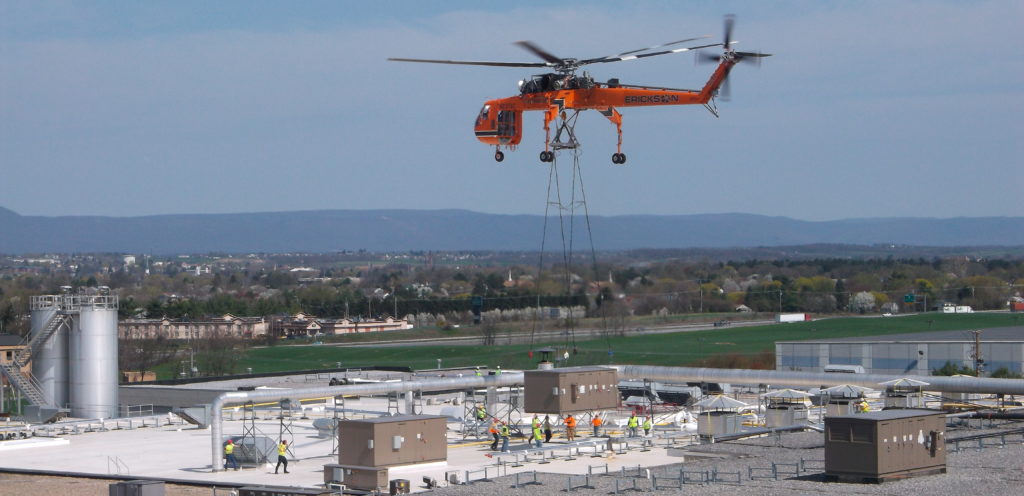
[{"x1": 327, "y1": 318, "x2": 777, "y2": 348}]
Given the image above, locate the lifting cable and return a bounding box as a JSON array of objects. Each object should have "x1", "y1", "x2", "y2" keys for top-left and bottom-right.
[
  {"x1": 529, "y1": 152, "x2": 564, "y2": 354},
  {"x1": 567, "y1": 147, "x2": 612, "y2": 358},
  {"x1": 530, "y1": 121, "x2": 607, "y2": 360}
]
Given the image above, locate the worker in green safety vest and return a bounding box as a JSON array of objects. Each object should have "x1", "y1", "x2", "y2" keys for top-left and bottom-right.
[
  {"x1": 643, "y1": 416, "x2": 652, "y2": 436},
  {"x1": 500, "y1": 422, "x2": 511, "y2": 452},
  {"x1": 627, "y1": 413, "x2": 639, "y2": 437}
]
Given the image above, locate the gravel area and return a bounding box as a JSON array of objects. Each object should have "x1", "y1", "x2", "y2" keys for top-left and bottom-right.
[
  {"x1": 0, "y1": 474, "x2": 215, "y2": 496},
  {"x1": 427, "y1": 421, "x2": 1024, "y2": 495}
]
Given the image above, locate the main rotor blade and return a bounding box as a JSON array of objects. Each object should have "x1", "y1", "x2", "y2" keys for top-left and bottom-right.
[
  {"x1": 388, "y1": 57, "x2": 548, "y2": 68},
  {"x1": 601, "y1": 35, "x2": 711, "y2": 59},
  {"x1": 582, "y1": 42, "x2": 724, "y2": 65},
  {"x1": 724, "y1": 14, "x2": 735, "y2": 48},
  {"x1": 514, "y1": 41, "x2": 564, "y2": 64}
]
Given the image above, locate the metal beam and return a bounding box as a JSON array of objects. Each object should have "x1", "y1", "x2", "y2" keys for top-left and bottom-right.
[{"x1": 613, "y1": 365, "x2": 1024, "y2": 395}]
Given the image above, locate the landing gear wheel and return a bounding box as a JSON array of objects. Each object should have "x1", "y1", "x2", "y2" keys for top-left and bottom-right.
[
  {"x1": 540, "y1": 151, "x2": 554, "y2": 162},
  {"x1": 494, "y1": 151, "x2": 504, "y2": 162},
  {"x1": 612, "y1": 153, "x2": 627, "y2": 164}
]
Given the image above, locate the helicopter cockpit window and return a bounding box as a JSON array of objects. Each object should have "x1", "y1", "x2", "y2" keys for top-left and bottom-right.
[{"x1": 476, "y1": 105, "x2": 490, "y2": 122}]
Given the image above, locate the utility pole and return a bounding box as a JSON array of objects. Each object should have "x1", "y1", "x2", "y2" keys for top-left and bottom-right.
[{"x1": 972, "y1": 329, "x2": 984, "y2": 376}]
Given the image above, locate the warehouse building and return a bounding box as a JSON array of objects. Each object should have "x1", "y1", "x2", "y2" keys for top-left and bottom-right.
[{"x1": 775, "y1": 326, "x2": 1024, "y2": 376}]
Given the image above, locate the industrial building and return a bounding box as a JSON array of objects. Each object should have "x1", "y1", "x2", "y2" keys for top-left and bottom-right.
[
  {"x1": 3, "y1": 297, "x2": 1024, "y2": 495},
  {"x1": 775, "y1": 326, "x2": 1024, "y2": 376},
  {"x1": 0, "y1": 363, "x2": 1022, "y2": 495}
]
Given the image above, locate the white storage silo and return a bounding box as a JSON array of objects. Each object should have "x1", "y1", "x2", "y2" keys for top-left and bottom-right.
[
  {"x1": 68, "y1": 296, "x2": 120, "y2": 419},
  {"x1": 30, "y1": 296, "x2": 68, "y2": 407}
]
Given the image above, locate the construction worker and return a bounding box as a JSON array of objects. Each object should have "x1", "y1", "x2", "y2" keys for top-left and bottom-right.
[
  {"x1": 499, "y1": 422, "x2": 511, "y2": 452},
  {"x1": 543, "y1": 415, "x2": 553, "y2": 443},
  {"x1": 643, "y1": 416, "x2": 653, "y2": 437},
  {"x1": 857, "y1": 399, "x2": 870, "y2": 413},
  {"x1": 489, "y1": 420, "x2": 500, "y2": 450},
  {"x1": 274, "y1": 440, "x2": 289, "y2": 474},
  {"x1": 591, "y1": 415, "x2": 602, "y2": 437},
  {"x1": 532, "y1": 422, "x2": 543, "y2": 448},
  {"x1": 475, "y1": 367, "x2": 482, "y2": 376},
  {"x1": 475, "y1": 404, "x2": 487, "y2": 422},
  {"x1": 527, "y1": 414, "x2": 540, "y2": 445},
  {"x1": 564, "y1": 414, "x2": 577, "y2": 441},
  {"x1": 627, "y1": 412, "x2": 639, "y2": 437},
  {"x1": 223, "y1": 439, "x2": 239, "y2": 471},
  {"x1": 496, "y1": 366, "x2": 502, "y2": 375}
]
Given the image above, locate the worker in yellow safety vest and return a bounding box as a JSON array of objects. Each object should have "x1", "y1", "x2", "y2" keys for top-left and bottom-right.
[
  {"x1": 499, "y1": 422, "x2": 511, "y2": 452},
  {"x1": 643, "y1": 416, "x2": 653, "y2": 436},
  {"x1": 274, "y1": 440, "x2": 289, "y2": 474},
  {"x1": 627, "y1": 413, "x2": 639, "y2": 437},
  {"x1": 223, "y1": 439, "x2": 239, "y2": 471},
  {"x1": 857, "y1": 400, "x2": 870, "y2": 413}
]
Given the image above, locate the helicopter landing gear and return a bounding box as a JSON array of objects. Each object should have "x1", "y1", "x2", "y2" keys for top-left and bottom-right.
[
  {"x1": 611, "y1": 153, "x2": 627, "y2": 164},
  {"x1": 539, "y1": 150, "x2": 554, "y2": 162},
  {"x1": 495, "y1": 150, "x2": 504, "y2": 162}
]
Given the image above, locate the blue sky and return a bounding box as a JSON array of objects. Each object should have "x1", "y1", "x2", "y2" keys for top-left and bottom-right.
[{"x1": 2, "y1": 1, "x2": 1021, "y2": 220}]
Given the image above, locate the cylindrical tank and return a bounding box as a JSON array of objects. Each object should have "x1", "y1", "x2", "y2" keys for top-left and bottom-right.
[
  {"x1": 69, "y1": 301, "x2": 119, "y2": 418},
  {"x1": 30, "y1": 299, "x2": 68, "y2": 407}
]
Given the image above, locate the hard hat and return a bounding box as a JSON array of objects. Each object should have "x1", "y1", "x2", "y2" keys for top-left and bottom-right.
[{"x1": 227, "y1": 439, "x2": 233, "y2": 444}]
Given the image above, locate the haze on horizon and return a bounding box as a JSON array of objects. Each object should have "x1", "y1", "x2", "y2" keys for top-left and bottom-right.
[{"x1": 1, "y1": 1, "x2": 1021, "y2": 222}]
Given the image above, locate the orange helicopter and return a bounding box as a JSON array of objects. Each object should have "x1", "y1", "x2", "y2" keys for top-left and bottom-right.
[{"x1": 391, "y1": 15, "x2": 769, "y2": 164}]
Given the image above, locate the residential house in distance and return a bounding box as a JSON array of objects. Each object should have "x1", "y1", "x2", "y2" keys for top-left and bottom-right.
[
  {"x1": 271, "y1": 313, "x2": 412, "y2": 339},
  {"x1": 0, "y1": 334, "x2": 30, "y2": 391},
  {"x1": 119, "y1": 313, "x2": 412, "y2": 341},
  {"x1": 119, "y1": 314, "x2": 269, "y2": 340}
]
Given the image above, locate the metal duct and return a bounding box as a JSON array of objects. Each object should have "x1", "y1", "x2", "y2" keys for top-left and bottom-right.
[
  {"x1": 210, "y1": 372, "x2": 523, "y2": 472},
  {"x1": 613, "y1": 365, "x2": 1024, "y2": 396}
]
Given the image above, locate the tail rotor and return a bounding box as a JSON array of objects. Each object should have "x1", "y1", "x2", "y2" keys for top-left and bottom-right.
[{"x1": 696, "y1": 14, "x2": 771, "y2": 101}]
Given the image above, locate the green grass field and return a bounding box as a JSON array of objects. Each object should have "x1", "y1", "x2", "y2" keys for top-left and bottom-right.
[{"x1": 210, "y1": 312, "x2": 1022, "y2": 377}]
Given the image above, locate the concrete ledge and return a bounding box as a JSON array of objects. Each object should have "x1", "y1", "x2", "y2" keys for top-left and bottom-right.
[{"x1": 0, "y1": 437, "x2": 70, "y2": 451}]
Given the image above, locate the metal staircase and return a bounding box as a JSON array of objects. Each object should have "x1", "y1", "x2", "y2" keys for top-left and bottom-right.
[
  {"x1": 12, "y1": 313, "x2": 69, "y2": 369},
  {"x1": 0, "y1": 313, "x2": 69, "y2": 409},
  {"x1": 0, "y1": 362, "x2": 48, "y2": 406}
]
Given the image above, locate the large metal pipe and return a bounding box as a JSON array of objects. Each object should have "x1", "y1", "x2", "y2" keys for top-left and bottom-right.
[
  {"x1": 210, "y1": 372, "x2": 523, "y2": 472},
  {"x1": 614, "y1": 365, "x2": 1024, "y2": 395}
]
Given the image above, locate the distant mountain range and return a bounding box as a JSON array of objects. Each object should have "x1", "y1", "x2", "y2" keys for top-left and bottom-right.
[{"x1": 1, "y1": 206, "x2": 1021, "y2": 254}]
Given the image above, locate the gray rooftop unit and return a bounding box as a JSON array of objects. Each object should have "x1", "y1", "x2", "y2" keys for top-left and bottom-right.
[{"x1": 108, "y1": 480, "x2": 165, "y2": 496}]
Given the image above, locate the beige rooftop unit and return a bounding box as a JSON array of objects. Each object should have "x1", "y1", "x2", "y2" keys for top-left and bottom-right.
[
  {"x1": 694, "y1": 395, "x2": 747, "y2": 438},
  {"x1": 762, "y1": 389, "x2": 811, "y2": 428},
  {"x1": 825, "y1": 409, "x2": 946, "y2": 483},
  {"x1": 524, "y1": 366, "x2": 619, "y2": 414},
  {"x1": 337, "y1": 414, "x2": 447, "y2": 468}
]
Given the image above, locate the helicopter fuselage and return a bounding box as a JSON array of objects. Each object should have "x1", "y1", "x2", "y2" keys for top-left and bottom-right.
[{"x1": 474, "y1": 58, "x2": 735, "y2": 148}]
